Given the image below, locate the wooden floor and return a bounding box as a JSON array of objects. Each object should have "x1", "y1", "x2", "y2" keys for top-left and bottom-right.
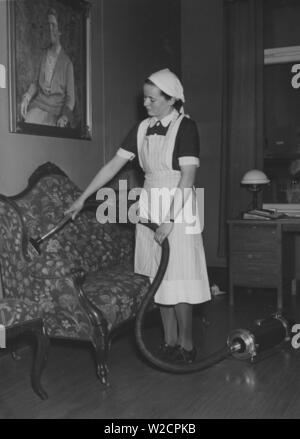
[{"x1": 0, "y1": 288, "x2": 300, "y2": 419}]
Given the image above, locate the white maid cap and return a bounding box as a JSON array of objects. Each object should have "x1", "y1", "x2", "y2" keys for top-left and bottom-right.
[{"x1": 148, "y1": 68, "x2": 185, "y2": 103}]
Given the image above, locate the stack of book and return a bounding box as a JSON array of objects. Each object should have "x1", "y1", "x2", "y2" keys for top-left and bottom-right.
[{"x1": 242, "y1": 209, "x2": 286, "y2": 220}]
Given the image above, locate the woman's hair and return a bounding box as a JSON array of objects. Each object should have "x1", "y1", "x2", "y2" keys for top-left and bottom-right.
[
  {"x1": 144, "y1": 78, "x2": 183, "y2": 112},
  {"x1": 47, "y1": 7, "x2": 59, "y2": 24}
]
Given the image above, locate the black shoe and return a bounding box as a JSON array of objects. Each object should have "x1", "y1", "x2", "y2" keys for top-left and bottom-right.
[
  {"x1": 173, "y1": 346, "x2": 197, "y2": 364},
  {"x1": 157, "y1": 343, "x2": 178, "y2": 361}
]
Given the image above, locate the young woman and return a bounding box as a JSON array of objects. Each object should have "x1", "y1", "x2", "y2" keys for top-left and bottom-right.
[{"x1": 66, "y1": 68, "x2": 211, "y2": 364}]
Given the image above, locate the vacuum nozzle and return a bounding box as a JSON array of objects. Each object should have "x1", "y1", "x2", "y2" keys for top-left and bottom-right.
[{"x1": 29, "y1": 213, "x2": 73, "y2": 255}]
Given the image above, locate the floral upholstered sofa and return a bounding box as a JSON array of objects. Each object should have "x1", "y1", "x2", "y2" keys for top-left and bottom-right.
[{"x1": 0, "y1": 162, "x2": 151, "y2": 385}]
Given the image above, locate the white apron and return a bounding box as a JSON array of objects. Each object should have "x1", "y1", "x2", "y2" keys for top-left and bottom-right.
[{"x1": 134, "y1": 112, "x2": 211, "y2": 306}]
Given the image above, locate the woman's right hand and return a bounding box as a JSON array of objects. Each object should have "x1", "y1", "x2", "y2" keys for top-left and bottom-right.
[
  {"x1": 65, "y1": 197, "x2": 85, "y2": 220},
  {"x1": 21, "y1": 94, "x2": 30, "y2": 119}
]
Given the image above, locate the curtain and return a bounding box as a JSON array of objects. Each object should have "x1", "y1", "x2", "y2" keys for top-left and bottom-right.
[{"x1": 218, "y1": 0, "x2": 264, "y2": 257}]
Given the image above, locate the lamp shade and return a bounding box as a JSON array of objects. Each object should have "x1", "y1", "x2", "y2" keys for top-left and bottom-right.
[{"x1": 241, "y1": 169, "x2": 270, "y2": 185}]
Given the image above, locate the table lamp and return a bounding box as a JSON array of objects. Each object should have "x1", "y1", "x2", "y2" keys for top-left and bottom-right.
[{"x1": 241, "y1": 169, "x2": 270, "y2": 210}]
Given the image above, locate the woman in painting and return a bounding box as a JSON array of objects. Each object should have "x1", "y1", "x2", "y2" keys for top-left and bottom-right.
[{"x1": 20, "y1": 8, "x2": 75, "y2": 128}]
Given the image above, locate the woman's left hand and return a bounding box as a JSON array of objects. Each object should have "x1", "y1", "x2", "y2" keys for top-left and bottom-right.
[
  {"x1": 57, "y1": 115, "x2": 68, "y2": 128},
  {"x1": 154, "y1": 222, "x2": 174, "y2": 245}
]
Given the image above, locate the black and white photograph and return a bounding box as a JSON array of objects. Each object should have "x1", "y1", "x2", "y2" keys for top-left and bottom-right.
[{"x1": 0, "y1": 0, "x2": 300, "y2": 424}]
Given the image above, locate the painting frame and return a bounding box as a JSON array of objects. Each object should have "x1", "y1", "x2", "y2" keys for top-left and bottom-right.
[{"x1": 7, "y1": 0, "x2": 92, "y2": 140}]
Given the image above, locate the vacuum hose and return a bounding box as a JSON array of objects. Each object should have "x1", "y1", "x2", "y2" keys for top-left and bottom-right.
[
  {"x1": 135, "y1": 223, "x2": 293, "y2": 373},
  {"x1": 135, "y1": 222, "x2": 231, "y2": 373},
  {"x1": 29, "y1": 215, "x2": 293, "y2": 374}
]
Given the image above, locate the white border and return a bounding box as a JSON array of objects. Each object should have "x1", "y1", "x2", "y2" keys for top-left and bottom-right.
[{"x1": 264, "y1": 46, "x2": 300, "y2": 65}]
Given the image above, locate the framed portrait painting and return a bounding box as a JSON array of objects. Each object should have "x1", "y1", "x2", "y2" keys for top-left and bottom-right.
[{"x1": 7, "y1": 0, "x2": 92, "y2": 140}]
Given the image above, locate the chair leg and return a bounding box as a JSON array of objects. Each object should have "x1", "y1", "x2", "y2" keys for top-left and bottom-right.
[
  {"x1": 31, "y1": 322, "x2": 49, "y2": 400},
  {"x1": 92, "y1": 322, "x2": 111, "y2": 387}
]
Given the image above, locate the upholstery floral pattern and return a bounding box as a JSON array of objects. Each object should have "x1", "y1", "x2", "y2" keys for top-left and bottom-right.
[
  {"x1": 0, "y1": 166, "x2": 151, "y2": 349},
  {"x1": 26, "y1": 274, "x2": 93, "y2": 339},
  {"x1": 83, "y1": 265, "x2": 151, "y2": 331},
  {"x1": 0, "y1": 298, "x2": 42, "y2": 328},
  {"x1": 0, "y1": 201, "x2": 29, "y2": 301},
  {"x1": 15, "y1": 175, "x2": 135, "y2": 274}
]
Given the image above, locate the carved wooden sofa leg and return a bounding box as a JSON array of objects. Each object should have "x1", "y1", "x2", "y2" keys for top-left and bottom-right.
[
  {"x1": 5, "y1": 318, "x2": 49, "y2": 400},
  {"x1": 75, "y1": 270, "x2": 112, "y2": 387},
  {"x1": 31, "y1": 321, "x2": 50, "y2": 400},
  {"x1": 92, "y1": 321, "x2": 110, "y2": 387}
]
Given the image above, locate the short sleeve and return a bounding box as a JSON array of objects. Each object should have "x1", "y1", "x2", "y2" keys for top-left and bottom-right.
[
  {"x1": 116, "y1": 124, "x2": 139, "y2": 161},
  {"x1": 174, "y1": 118, "x2": 200, "y2": 168}
]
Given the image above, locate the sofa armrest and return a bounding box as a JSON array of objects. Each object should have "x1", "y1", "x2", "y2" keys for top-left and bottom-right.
[{"x1": 24, "y1": 269, "x2": 92, "y2": 339}]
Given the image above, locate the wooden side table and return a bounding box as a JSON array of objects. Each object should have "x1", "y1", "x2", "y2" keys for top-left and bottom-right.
[{"x1": 228, "y1": 219, "x2": 295, "y2": 310}]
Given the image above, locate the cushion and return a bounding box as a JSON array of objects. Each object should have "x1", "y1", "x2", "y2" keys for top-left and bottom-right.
[
  {"x1": 82, "y1": 264, "x2": 151, "y2": 331},
  {"x1": 0, "y1": 298, "x2": 42, "y2": 328}
]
